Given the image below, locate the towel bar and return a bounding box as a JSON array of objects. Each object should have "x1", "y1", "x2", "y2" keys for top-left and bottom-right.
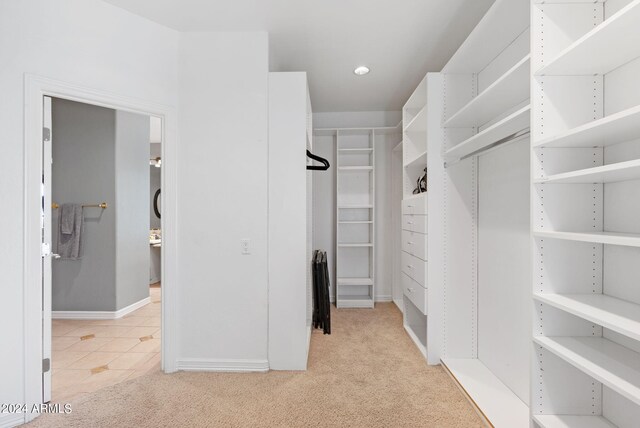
[{"x1": 51, "y1": 202, "x2": 108, "y2": 209}]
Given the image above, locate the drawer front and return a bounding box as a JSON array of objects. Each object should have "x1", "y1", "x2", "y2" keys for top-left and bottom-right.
[
  {"x1": 402, "y1": 196, "x2": 428, "y2": 215},
  {"x1": 402, "y1": 230, "x2": 427, "y2": 261},
  {"x1": 402, "y1": 273, "x2": 427, "y2": 315},
  {"x1": 402, "y1": 214, "x2": 427, "y2": 234},
  {"x1": 402, "y1": 251, "x2": 427, "y2": 287}
]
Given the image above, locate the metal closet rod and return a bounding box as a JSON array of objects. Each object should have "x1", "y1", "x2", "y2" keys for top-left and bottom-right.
[
  {"x1": 51, "y1": 202, "x2": 108, "y2": 209},
  {"x1": 445, "y1": 128, "x2": 531, "y2": 168}
]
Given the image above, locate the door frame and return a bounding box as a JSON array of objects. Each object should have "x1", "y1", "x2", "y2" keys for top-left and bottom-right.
[{"x1": 23, "y1": 74, "x2": 179, "y2": 420}]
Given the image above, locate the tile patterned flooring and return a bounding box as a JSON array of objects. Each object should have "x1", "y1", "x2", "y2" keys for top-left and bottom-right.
[{"x1": 51, "y1": 286, "x2": 161, "y2": 403}]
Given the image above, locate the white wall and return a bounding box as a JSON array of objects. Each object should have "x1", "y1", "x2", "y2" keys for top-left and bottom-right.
[
  {"x1": 176, "y1": 32, "x2": 270, "y2": 369},
  {"x1": 0, "y1": 0, "x2": 178, "y2": 420},
  {"x1": 314, "y1": 111, "x2": 401, "y2": 129}
]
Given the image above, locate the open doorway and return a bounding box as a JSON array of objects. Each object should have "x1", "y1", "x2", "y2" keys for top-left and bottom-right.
[{"x1": 44, "y1": 97, "x2": 163, "y2": 403}]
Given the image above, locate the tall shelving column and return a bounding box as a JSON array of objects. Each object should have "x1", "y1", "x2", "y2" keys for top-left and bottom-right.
[
  {"x1": 531, "y1": 1, "x2": 640, "y2": 427},
  {"x1": 336, "y1": 129, "x2": 375, "y2": 308},
  {"x1": 433, "y1": 0, "x2": 532, "y2": 426},
  {"x1": 401, "y1": 76, "x2": 430, "y2": 359}
]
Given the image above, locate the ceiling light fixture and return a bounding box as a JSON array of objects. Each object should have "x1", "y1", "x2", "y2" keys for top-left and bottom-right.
[{"x1": 354, "y1": 66, "x2": 370, "y2": 76}]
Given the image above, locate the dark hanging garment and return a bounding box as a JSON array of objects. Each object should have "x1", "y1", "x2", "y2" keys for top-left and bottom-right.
[{"x1": 312, "y1": 250, "x2": 331, "y2": 334}]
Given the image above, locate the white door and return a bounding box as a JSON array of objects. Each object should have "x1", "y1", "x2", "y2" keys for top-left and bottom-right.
[{"x1": 42, "y1": 96, "x2": 53, "y2": 403}]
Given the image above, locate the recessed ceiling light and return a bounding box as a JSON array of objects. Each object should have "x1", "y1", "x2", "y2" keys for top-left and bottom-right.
[{"x1": 354, "y1": 66, "x2": 370, "y2": 76}]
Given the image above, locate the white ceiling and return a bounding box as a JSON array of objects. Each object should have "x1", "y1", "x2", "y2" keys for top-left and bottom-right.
[{"x1": 104, "y1": 0, "x2": 495, "y2": 112}]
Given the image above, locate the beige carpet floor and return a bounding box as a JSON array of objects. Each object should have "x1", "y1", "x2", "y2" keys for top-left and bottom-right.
[{"x1": 29, "y1": 303, "x2": 482, "y2": 427}]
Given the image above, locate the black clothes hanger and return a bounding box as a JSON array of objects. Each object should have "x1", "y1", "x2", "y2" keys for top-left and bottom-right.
[{"x1": 307, "y1": 150, "x2": 330, "y2": 171}]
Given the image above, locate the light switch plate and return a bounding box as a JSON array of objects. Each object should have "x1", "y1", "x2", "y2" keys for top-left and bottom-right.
[{"x1": 241, "y1": 239, "x2": 250, "y2": 255}]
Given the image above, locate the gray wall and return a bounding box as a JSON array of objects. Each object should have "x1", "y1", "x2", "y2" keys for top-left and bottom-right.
[
  {"x1": 150, "y1": 165, "x2": 161, "y2": 229},
  {"x1": 52, "y1": 99, "x2": 117, "y2": 311},
  {"x1": 149, "y1": 163, "x2": 162, "y2": 284},
  {"x1": 115, "y1": 110, "x2": 150, "y2": 310},
  {"x1": 52, "y1": 99, "x2": 150, "y2": 312}
]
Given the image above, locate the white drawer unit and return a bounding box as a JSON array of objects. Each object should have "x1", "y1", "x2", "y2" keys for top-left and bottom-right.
[
  {"x1": 402, "y1": 230, "x2": 427, "y2": 261},
  {"x1": 402, "y1": 195, "x2": 428, "y2": 215},
  {"x1": 402, "y1": 214, "x2": 427, "y2": 234},
  {"x1": 402, "y1": 250, "x2": 427, "y2": 287},
  {"x1": 402, "y1": 273, "x2": 427, "y2": 315}
]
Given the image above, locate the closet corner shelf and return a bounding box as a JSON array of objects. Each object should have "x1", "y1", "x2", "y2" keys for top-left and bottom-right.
[
  {"x1": 533, "y1": 415, "x2": 616, "y2": 428},
  {"x1": 535, "y1": 0, "x2": 640, "y2": 76},
  {"x1": 404, "y1": 150, "x2": 428, "y2": 169},
  {"x1": 534, "y1": 336, "x2": 640, "y2": 406},
  {"x1": 533, "y1": 104, "x2": 640, "y2": 149},
  {"x1": 445, "y1": 105, "x2": 530, "y2": 161},
  {"x1": 403, "y1": 106, "x2": 428, "y2": 134},
  {"x1": 443, "y1": 55, "x2": 530, "y2": 129},
  {"x1": 441, "y1": 358, "x2": 530, "y2": 428},
  {"x1": 534, "y1": 159, "x2": 640, "y2": 184},
  {"x1": 534, "y1": 293, "x2": 640, "y2": 342},
  {"x1": 533, "y1": 230, "x2": 640, "y2": 248}
]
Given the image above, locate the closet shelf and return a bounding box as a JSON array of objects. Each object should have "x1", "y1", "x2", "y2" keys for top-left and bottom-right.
[
  {"x1": 532, "y1": 415, "x2": 616, "y2": 428},
  {"x1": 535, "y1": 0, "x2": 640, "y2": 76},
  {"x1": 338, "y1": 205, "x2": 373, "y2": 209},
  {"x1": 404, "y1": 106, "x2": 428, "y2": 134},
  {"x1": 337, "y1": 295, "x2": 374, "y2": 309},
  {"x1": 533, "y1": 105, "x2": 640, "y2": 149},
  {"x1": 404, "y1": 150, "x2": 427, "y2": 169},
  {"x1": 534, "y1": 293, "x2": 640, "y2": 342},
  {"x1": 338, "y1": 148, "x2": 374, "y2": 154},
  {"x1": 443, "y1": 0, "x2": 530, "y2": 73},
  {"x1": 534, "y1": 336, "x2": 640, "y2": 406},
  {"x1": 443, "y1": 55, "x2": 530, "y2": 128},
  {"x1": 404, "y1": 324, "x2": 427, "y2": 357},
  {"x1": 534, "y1": 159, "x2": 640, "y2": 184},
  {"x1": 337, "y1": 278, "x2": 373, "y2": 286},
  {"x1": 338, "y1": 243, "x2": 373, "y2": 248},
  {"x1": 338, "y1": 221, "x2": 373, "y2": 224},
  {"x1": 445, "y1": 105, "x2": 530, "y2": 161},
  {"x1": 533, "y1": 230, "x2": 640, "y2": 248},
  {"x1": 441, "y1": 359, "x2": 530, "y2": 428},
  {"x1": 338, "y1": 166, "x2": 373, "y2": 172}
]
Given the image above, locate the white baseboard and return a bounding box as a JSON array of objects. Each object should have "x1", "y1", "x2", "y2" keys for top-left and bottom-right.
[
  {"x1": 52, "y1": 297, "x2": 151, "y2": 320},
  {"x1": 0, "y1": 413, "x2": 24, "y2": 428},
  {"x1": 176, "y1": 358, "x2": 269, "y2": 373}
]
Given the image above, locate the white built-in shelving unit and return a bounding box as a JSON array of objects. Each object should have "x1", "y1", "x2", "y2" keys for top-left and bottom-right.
[
  {"x1": 400, "y1": 75, "x2": 439, "y2": 363},
  {"x1": 422, "y1": 0, "x2": 533, "y2": 425},
  {"x1": 313, "y1": 124, "x2": 402, "y2": 308},
  {"x1": 531, "y1": 1, "x2": 640, "y2": 426},
  {"x1": 335, "y1": 129, "x2": 375, "y2": 308}
]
